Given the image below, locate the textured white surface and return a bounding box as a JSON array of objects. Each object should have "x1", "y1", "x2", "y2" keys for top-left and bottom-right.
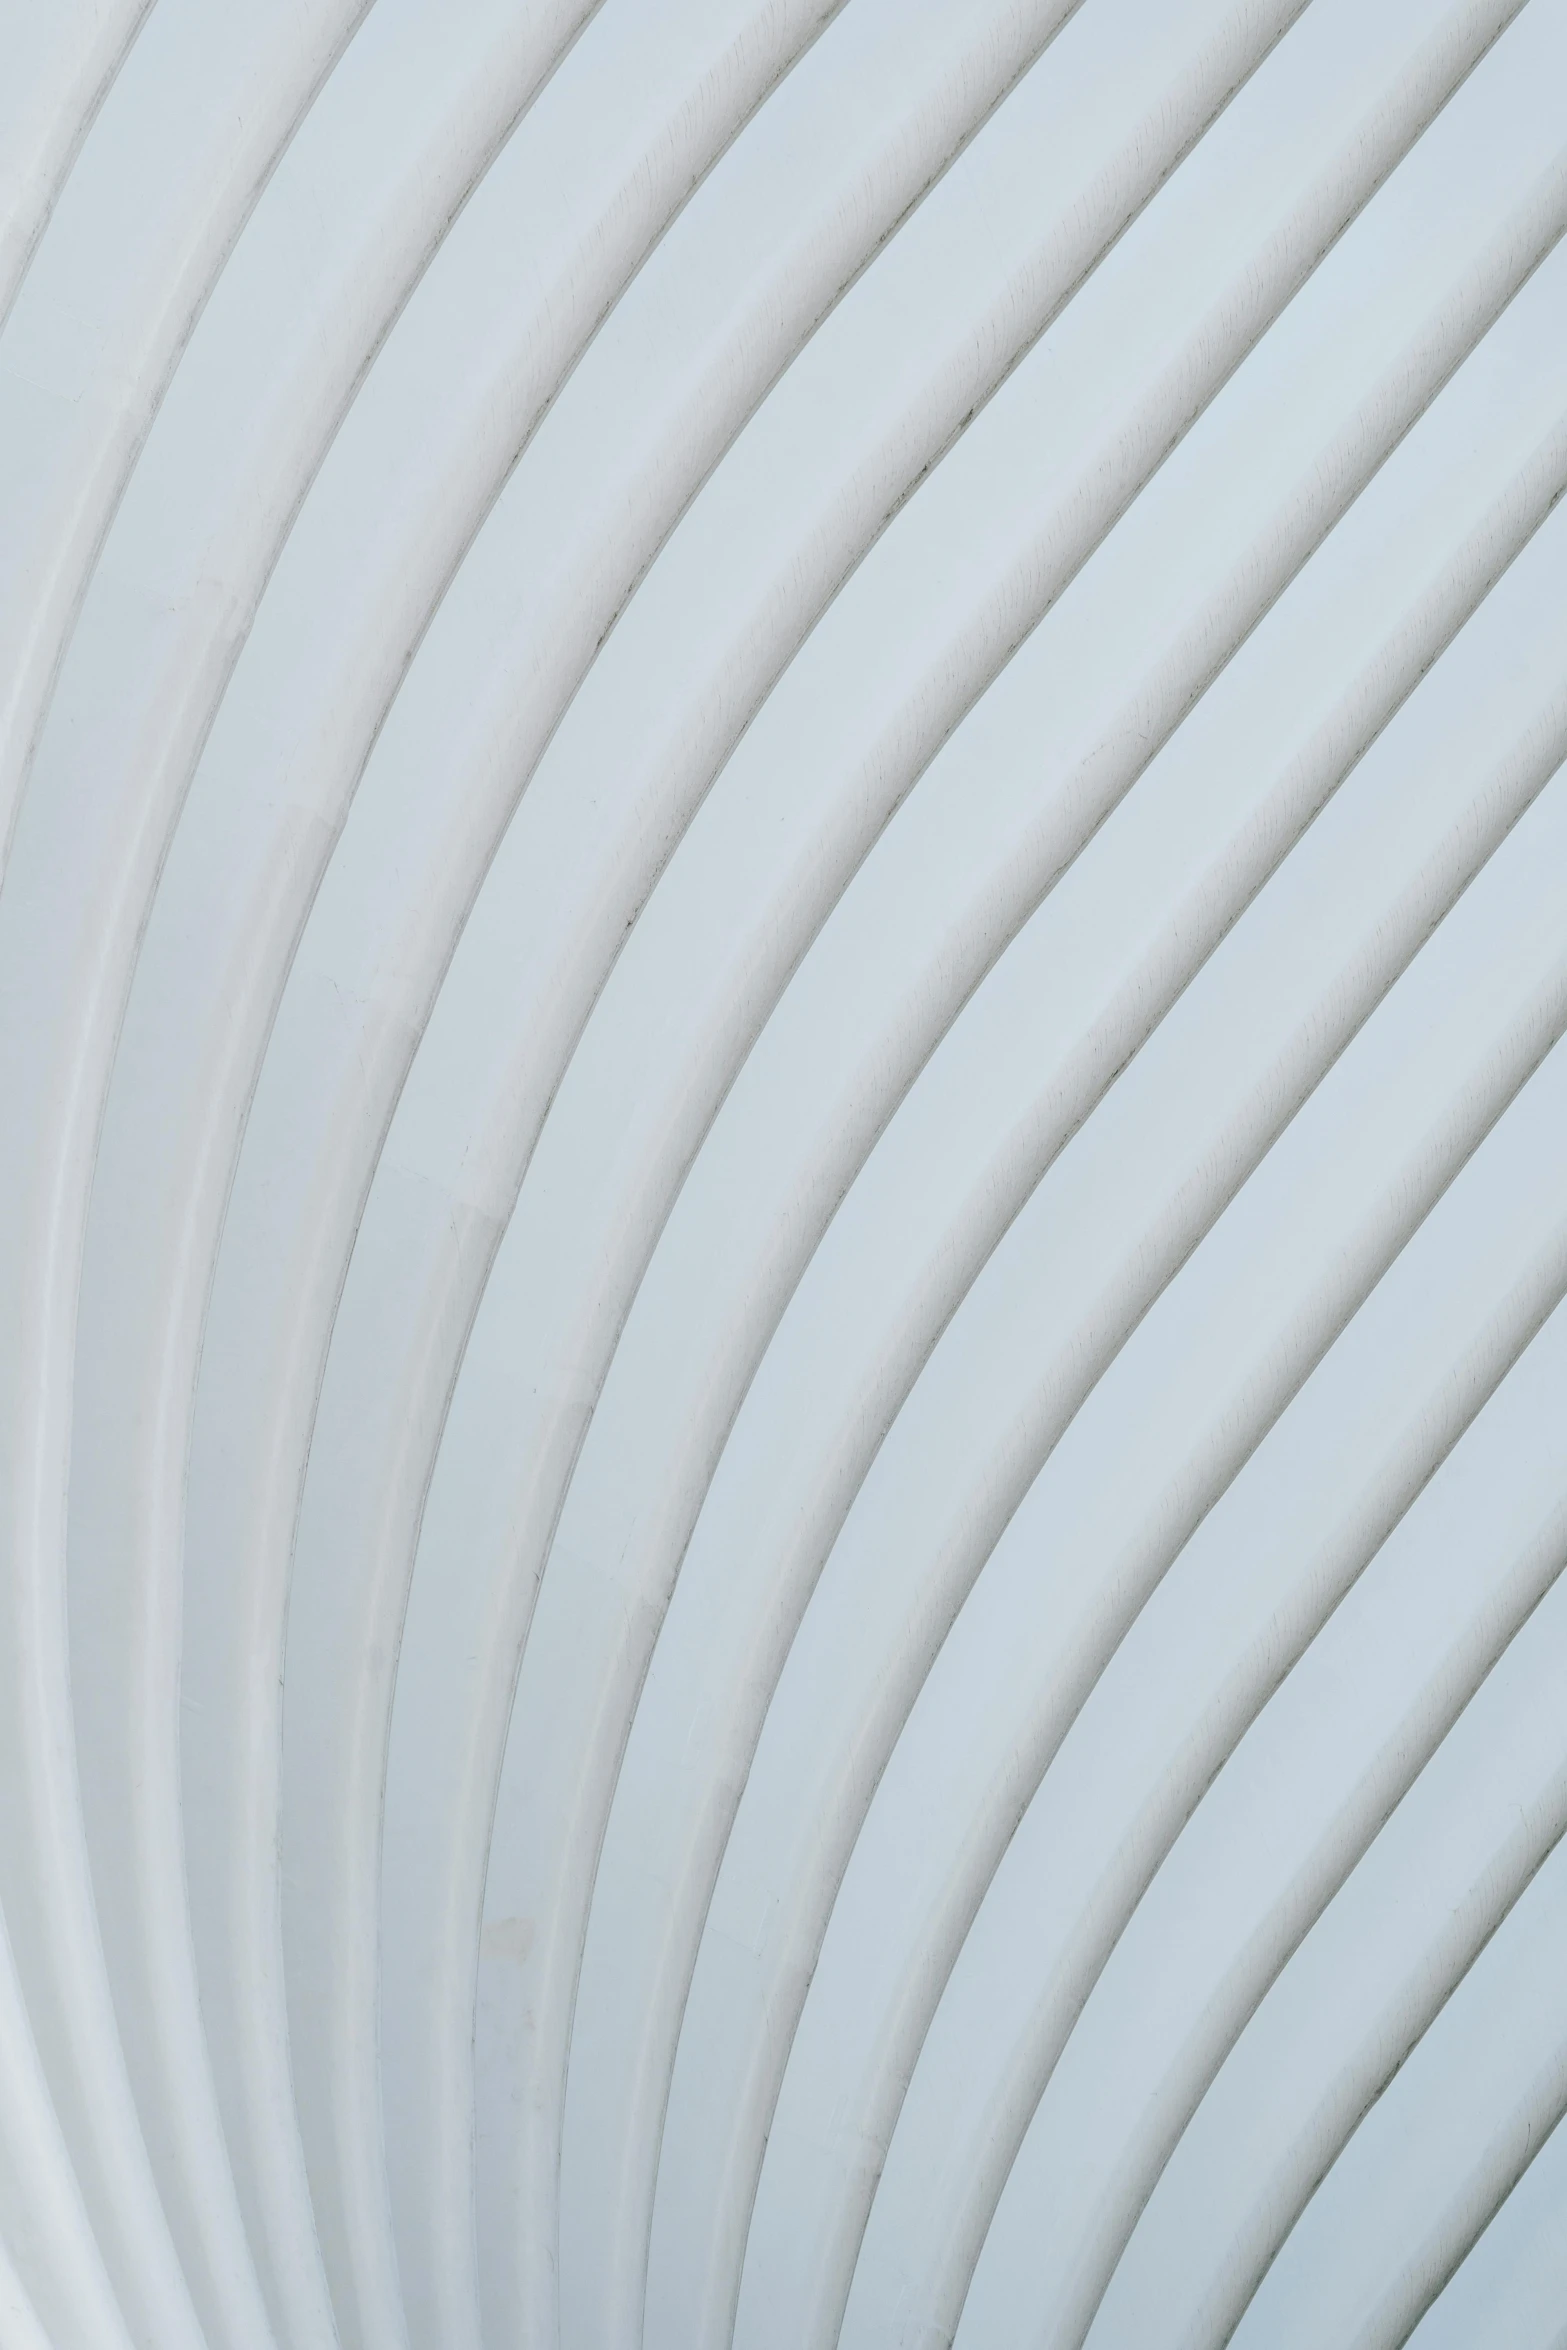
[{"x1": 1, "y1": 3, "x2": 1565, "y2": 2347}]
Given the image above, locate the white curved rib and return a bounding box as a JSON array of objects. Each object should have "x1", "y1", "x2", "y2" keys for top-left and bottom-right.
[
  {"x1": 726, "y1": 464, "x2": 1567, "y2": 2350},
  {"x1": 0, "y1": 0, "x2": 372, "y2": 876},
  {"x1": 0, "y1": 1902, "x2": 135, "y2": 2350},
  {"x1": 880, "y1": 996, "x2": 1567, "y2": 2350},
  {"x1": 0, "y1": 2222, "x2": 66, "y2": 2350},
  {"x1": 59, "y1": 11, "x2": 616, "y2": 2346},
  {"x1": 1070, "y1": 1300, "x2": 1567, "y2": 2347},
  {"x1": 678, "y1": 762, "x2": 1567, "y2": 2350},
  {"x1": 979, "y1": 1243, "x2": 1567, "y2": 2350},
  {"x1": 4, "y1": 7, "x2": 1565, "y2": 2348},
  {"x1": 566, "y1": 18, "x2": 1559, "y2": 2331},
  {"x1": 629, "y1": 96, "x2": 1567, "y2": 2350},
  {"x1": 70, "y1": 9, "x2": 892, "y2": 2340},
  {"x1": 473, "y1": 62, "x2": 1553, "y2": 2350},
  {"x1": 1097, "y1": 1512, "x2": 1567, "y2": 2350},
  {"x1": 1237, "y1": 1833, "x2": 1567, "y2": 2350},
  {"x1": 0, "y1": 0, "x2": 154, "y2": 338},
  {"x1": 151, "y1": 8, "x2": 1086, "y2": 2340},
  {"x1": 1405, "y1": 2109, "x2": 1567, "y2": 2348},
  {"x1": 224, "y1": 8, "x2": 1314, "y2": 2344}
]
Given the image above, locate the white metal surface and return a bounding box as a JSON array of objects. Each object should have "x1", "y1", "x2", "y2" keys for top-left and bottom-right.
[{"x1": 1, "y1": 3, "x2": 1565, "y2": 2346}]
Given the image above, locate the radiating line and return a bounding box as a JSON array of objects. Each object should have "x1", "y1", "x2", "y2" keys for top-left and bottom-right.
[{"x1": 2, "y1": 6, "x2": 1565, "y2": 2350}]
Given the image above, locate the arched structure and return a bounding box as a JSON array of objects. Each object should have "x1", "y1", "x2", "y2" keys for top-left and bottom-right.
[{"x1": 2, "y1": 3, "x2": 1566, "y2": 2345}]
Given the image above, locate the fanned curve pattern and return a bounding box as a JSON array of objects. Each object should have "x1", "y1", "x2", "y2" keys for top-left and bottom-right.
[{"x1": 2, "y1": 3, "x2": 1566, "y2": 2347}]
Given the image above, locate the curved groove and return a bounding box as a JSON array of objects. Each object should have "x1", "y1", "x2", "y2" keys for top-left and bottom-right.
[
  {"x1": 1038, "y1": 1457, "x2": 1567, "y2": 2350},
  {"x1": 138, "y1": 9, "x2": 1104, "y2": 2340},
  {"x1": 612, "y1": 426, "x2": 1567, "y2": 2350},
  {"x1": 3, "y1": 9, "x2": 1564, "y2": 2349},
  {"x1": 1165, "y1": 1621, "x2": 1567, "y2": 2350},
  {"x1": 25, "y1": 3, "x2": 628, "y2": 2337},
  {"x1": 0, "y1": 2223, "x2": 62, "y2": 2350},
  {"x1": 0, "y1": 0, "x2": 156, "y2": 340},
  {"x1": 50, "y1": 9, "x2": 675, "y2": 2344},
  {"x1": 934, "y1": 1020, "x2": 1567, "y2": 2350},
  {"x1": 1050, "y1": 1293, "x2": 1567, "y2": 2348},
  {"x1": 450, "y1": 43, "x2": 1553, "y2": 2349},
  {"x1": 0, "y1": 13, "x2": 447, "y2": 2335},
  {"x1": 1402, "y1": 2101, "x2": 1567, "y2": 2347},
  {"x1": 67, "y1": 9, "x2": 892, "y2": 2340},
  {"x1": 709, "y1": 475, "x2": 1567, "y2": 2350},
  {"x1": 1320, "y1": 2015, "x2": 1567, "y2": 2350},
  {"x1": 203, "y1": 7, "x2": 1307, "y2": 2341},
  {"x1": 688, "y1": 763, "x2": 1567, "y2": 2350},
  {"x1": 624, "y1": 151, "x2": 1567, "y2": 2350},
  {"x1": 0, "y1": 0, "x2": 374, "y2": 875},
  {"x1": 0, "y1": 1907, "x2": 136, "y2": 2350},
  {"x1": 359, "y1": 0, "x2": 1354, "y2": 2320}
]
